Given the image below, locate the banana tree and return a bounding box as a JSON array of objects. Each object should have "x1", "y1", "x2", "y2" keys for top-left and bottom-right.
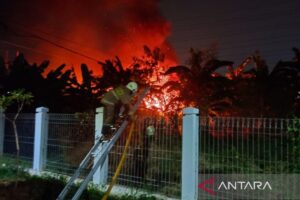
[{"x1": 164, "y1": 48, "x2": 234, "y2": 116}]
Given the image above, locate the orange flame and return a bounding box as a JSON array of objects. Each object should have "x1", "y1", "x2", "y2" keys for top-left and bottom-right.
[{"x1": 6, "y1": 0, "x2": 178, "y2": 80}]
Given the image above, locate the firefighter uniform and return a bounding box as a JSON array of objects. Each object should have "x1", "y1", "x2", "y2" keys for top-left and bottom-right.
[{"x1": 101, "y1": 85, "x2": 133, "y2": 125}]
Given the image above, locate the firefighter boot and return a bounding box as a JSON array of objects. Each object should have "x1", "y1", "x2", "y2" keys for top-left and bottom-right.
[{"x1": 102, "y1": 124, "x2": 116, "y2": 140}]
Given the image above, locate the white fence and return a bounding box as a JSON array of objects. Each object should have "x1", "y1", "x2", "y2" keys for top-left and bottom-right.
[
  {"x1": 1, "y1": 107, "x2": 299, "y2": 200},
  {"x1": 0, "y1": 107, "x2": 192, "y2": 199}
]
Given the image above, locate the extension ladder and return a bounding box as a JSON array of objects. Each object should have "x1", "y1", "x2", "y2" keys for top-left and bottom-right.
[{"x1": 56, "y1": 87, "x2": 150, "y2": 200}]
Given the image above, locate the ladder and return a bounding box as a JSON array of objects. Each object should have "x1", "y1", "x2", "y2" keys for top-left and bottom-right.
[{"x1": 56, "y1": 87, "x2": 150, "y2": 200}]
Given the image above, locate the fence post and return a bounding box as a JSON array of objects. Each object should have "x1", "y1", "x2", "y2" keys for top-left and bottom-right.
[
  {"x1": 33, "y1": 107, "x2": 49, "y2": 172},
  {"x1": 93, "y1": 107, "x2": 108, "y2": 185},
  {"x1": 182, "y1": 107, "x2": 199, "y2": 200},
  {"x1": 0, "y1": 108, "x2": 5, "y2": 156}
]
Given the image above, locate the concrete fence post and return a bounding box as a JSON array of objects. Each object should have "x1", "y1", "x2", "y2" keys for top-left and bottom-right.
[
  {"x1": 93, "y1": 107, "x2": 108, "y2": 185},
  {"x1": 181, "y1": 107, "x2": 199, "y2": 200},
  {"x1": 0, "y1": 108, "x2": 5, "y2": 156},
  {"x1": 33, "y1": 107, "x2": 49, "y2": 172}
]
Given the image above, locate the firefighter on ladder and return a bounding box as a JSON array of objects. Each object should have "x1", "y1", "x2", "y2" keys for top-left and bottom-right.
[{"x1": 100, "y1": 81, "x2": 138, "y2": 139}]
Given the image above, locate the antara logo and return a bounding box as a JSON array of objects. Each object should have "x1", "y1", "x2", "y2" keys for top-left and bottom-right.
[
  {"x1": 218, "y1": 181, "x2": 272, "y2": 190},
  {"x1": 198, "y1": 176, "x2": 216, "y2": 195},
  {"x1": 198, "y1": 177, "x2": 272, "y2": 195}
]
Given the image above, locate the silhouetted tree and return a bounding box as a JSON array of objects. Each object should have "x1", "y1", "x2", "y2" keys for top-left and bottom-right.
[
  {"x1": 97, "y1": 57, "x2": 132, "y2": 89},
  {"x1": 64, "y1": 64, "x2": 101, "y2": 112},
  {"x1": 1, "y1": 46, "x2": 299, "y2": 117},
  {"x1": 164, "y1": 48, "x2": 234, "y2": 116}
]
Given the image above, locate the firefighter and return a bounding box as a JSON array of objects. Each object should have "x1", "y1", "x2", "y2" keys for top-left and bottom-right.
[{"x1": 101, "y1": 81, "x2": 138, "y2": 136}]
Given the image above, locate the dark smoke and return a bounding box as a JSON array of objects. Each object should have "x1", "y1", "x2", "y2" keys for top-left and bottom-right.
[{"x1": 0, "y1": 0, "x2": 177, "y2": 74}]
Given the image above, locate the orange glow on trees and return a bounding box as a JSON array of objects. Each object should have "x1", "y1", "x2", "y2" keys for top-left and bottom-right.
[{"x1": 129, "y1": 46, "x2": 182, "y2": 115}]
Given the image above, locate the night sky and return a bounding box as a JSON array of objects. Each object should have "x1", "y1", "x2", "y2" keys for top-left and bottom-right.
[
  {"x1": 1, "y1": 0, "x2": 300, "y2": 69},
  {"x1": 160, "y1": 0, "x2": 300, "y2": 66}
]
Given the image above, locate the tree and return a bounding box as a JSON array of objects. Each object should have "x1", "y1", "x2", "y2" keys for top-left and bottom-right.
[
  {"x1": 229, "y1": 49, "x2": 300, "y2": 117},
  {"x1": 223, "y1": 52, "x2": 271, "y2": 117},
  {"x1": 97, "y1": 57, "x2": 132, "y2": 89},
  {"x1": 131, "y1": 46, "x2": 176, "y2": 113},
  {"x1": 0, "y1": 89, "x2": 33, "y2": 157},
  {"x1": 267, "y1": 48, "x2": 300, "y2": 116},
  {"x1": 0, "y1": 54, "x2": 92, "y2": 112},
  {"x1": 64, "y1": 64, "x2": 101, "y2": 113},
  {"x1": 164, "y1": 48, "x2": 234, "y2": 116}
]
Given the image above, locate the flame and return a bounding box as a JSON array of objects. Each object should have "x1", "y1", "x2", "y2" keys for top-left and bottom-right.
[
  {"x1": 3, "y1": 0, "x2": 177, "y2": 80},
  {"x1": 142, "y1": 72, "x2": 183, "y2": 114},
  {"x1": 3, "y1": 0, "x2": 184, "y2": 114}
]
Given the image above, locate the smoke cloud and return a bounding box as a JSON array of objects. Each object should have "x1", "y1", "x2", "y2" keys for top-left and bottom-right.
[{"x1": 0, "y1": 0, "x2": 177, "y2": 75}]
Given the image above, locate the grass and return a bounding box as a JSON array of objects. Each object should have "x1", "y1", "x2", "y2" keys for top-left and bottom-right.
[
  {"x1": 0, "y1": 155, "x2": 160, "y2": 200},
  {"x1": 0, "y1": 155, "x2": 30, "y2": 181}
]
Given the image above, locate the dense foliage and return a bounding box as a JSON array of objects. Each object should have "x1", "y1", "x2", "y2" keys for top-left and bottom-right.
[
  {"x1": 0, "y1": 46, "x2": 299, "y2": 117},
  {"x1": 165, "y1": 48, "x2": 300, "y2": 117}
]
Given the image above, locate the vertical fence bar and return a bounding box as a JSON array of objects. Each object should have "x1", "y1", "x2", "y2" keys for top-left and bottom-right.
[
  {"x1": 181, "y1": 107, "x2": 199, "y2": 200},
  {"x1": 0, "y1": 108, "x2": 5, "y2": 156},
  {"x1": 33, "y1": 107, "x2": 49, "y2": 172},
  {"x1": 93, "y1": 107, "x2": 108, "y2": 185}
]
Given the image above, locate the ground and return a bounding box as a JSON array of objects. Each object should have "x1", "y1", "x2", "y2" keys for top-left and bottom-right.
[
  {"x1": 0, "y1": 178, "x2": 64, "y2": 200},
  {"x1": 0, "y1": 156, "x2": 158, "y2": 200}
]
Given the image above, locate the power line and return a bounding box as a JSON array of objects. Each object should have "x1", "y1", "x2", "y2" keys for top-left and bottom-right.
[
  {"x1": 0, "y1": 39, "x2": 99, "y2": 68},
  {"x1": 1, "y1": 38, "x2": 296, "y2": 69},
  {"x1": 2, "y1": 19, "x2": 102, "y2": 52},
  {"x1": 1, "y1": 36, "x2": 296, "y2": 62},
  {"x1": 2, "y1": 11, "x2": 300, "y2": 54},
  {"x1": 1, "y1": 19, "x2": 140, "y2": 60},
  {"x1": 0, "y1": 39, "x2": 66, "y2": 59},
  {"x1": 1, "y1": 9, "x2": 299, "y2": 66},
  {"x1": 0, "y1": 21, "x2": 100, "y2": 63},
  {"x1": 30, "y1": 34, "x2": 99, "y2": 62}
]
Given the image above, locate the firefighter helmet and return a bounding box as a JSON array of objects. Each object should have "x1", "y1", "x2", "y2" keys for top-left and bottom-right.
[
  {"x1": 146, "y1": 125, "x2": 155, "y2": 136},
  {"x1": 126, "y1": 82, "x2": 138, "y2": 93}
]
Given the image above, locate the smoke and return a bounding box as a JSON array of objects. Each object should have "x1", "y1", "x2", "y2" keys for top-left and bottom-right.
[{"x1": 1, "y1": 0, "x2": 177, "y2": 75}]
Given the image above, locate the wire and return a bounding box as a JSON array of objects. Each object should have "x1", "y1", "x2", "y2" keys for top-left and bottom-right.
[
  {"x1": 1, "y1": 19, "x2": 102, "y2": 52},
  {"x1": 0, "y1": 39, "x2": 65, "y2": 59},
  {"x1": 1, "y1": 6, "x2": 299, "y2": 66},
  {"x1": 0, "y1": 39, "x2": 98, "y2": 69},
  {"x1": 30, "y1": 34, "x2": 99, "y2": 62},
  {"x1": 0, "y1": 21, "x2": 100, "y2": 63}
]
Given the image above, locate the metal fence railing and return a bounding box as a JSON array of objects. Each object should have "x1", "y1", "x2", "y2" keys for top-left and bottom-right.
[
  {"x1": 199, "y1": 117, "x2": 300, "y2": 174},
  {"x1": 3, "y1": 113, "x2": 35, "y2": 165},
  {"x1": 199, "y1": 116, "x2": 300, "y2": 199},
  {"x1": 45, "y1": 113, "x2": 182, "y2": 197},
  {"x1": 108, "y1": 116, "x2": 182, "y2": 197},
  {"x1": 3, "y1": 112, "x2": 300, "y2": 199},
  {"x1": 46, "y1": 113, "x2": 95, "y2": 175}
]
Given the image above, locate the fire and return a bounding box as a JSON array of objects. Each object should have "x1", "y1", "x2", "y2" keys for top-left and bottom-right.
[
  {"x1": 2, "y1": 0, "x2": 177, "y2": 80},
  {"x1": 142, "y1": 73, "x2": 183, "y2": 114},
  {"x1": 2, "y1": 0, "x2": 183, "y2": 114},
  {"x1": 144, "y1": 95, "x2": 165, "y2": 111}
]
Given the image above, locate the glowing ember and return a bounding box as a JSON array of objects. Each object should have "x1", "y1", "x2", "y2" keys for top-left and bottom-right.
[{"x1": 142, "y1": 75, "x2": 183, "y2": 114}]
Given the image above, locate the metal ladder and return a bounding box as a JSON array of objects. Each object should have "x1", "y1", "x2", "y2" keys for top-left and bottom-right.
[{"x1": 56, "y1": 87, "x2": 150, "y2": 200}]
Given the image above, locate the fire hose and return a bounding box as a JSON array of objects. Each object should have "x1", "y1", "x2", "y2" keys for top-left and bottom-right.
[{"x1": 101, "y1": 120, "x2": 135, "y2": 200}]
